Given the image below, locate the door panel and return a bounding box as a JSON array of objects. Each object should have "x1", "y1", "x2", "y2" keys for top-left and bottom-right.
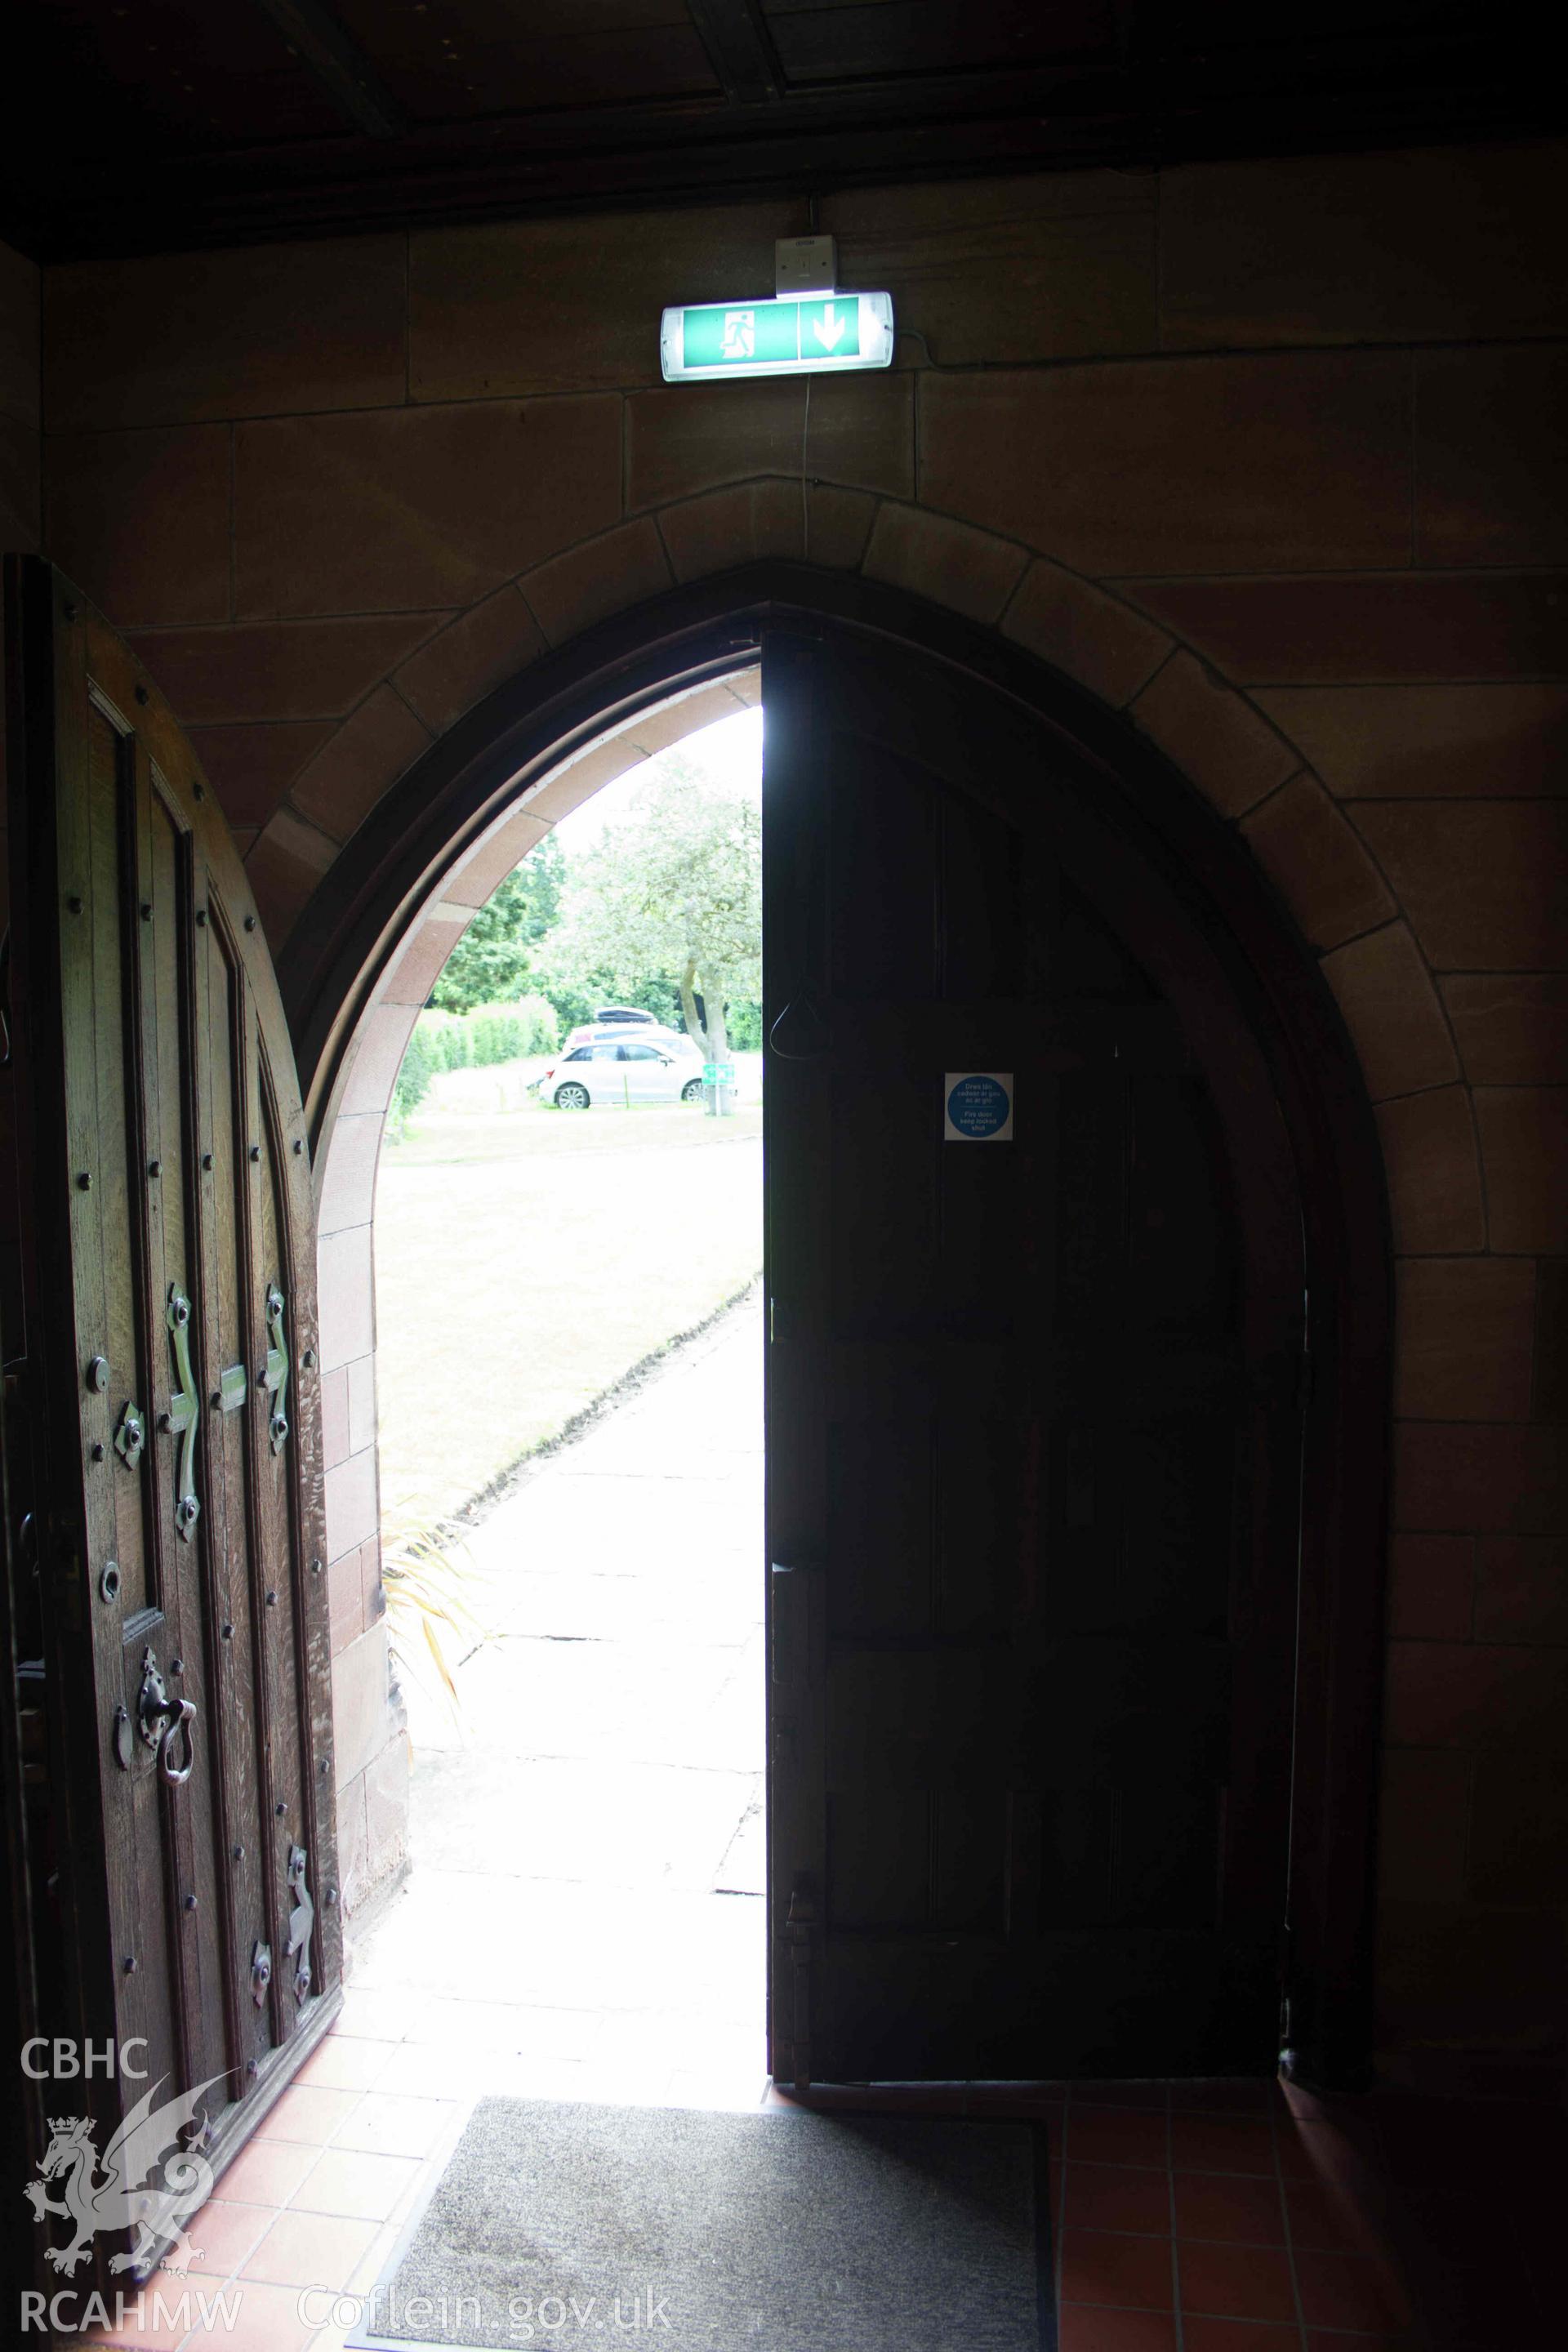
[
  {"x1": 5, "y1": 561, "x2": 339, "y2": 2283},
  {"x1": 762, "y1": 629, "x2": 1303, "y2": 2082}
]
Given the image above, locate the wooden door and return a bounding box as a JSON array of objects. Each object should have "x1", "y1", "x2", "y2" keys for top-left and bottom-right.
[
  {"x1": 5, "y1": 561, "x2": 339, "y2": 2283},
  {"x1": 763, "y1": 628, "x2": 1304, "y2": 2083}
]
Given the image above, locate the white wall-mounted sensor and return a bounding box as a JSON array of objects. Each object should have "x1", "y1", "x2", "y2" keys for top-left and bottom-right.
[{"x1": 775, "y1": 235, "x2": 838, "y2": 298}]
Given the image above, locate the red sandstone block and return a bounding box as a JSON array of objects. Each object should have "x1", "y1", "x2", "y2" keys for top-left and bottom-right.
[
  {"x1": 1118, "y1": 573, "x2": 1568, "y2": 685},
  {"x1": 235, "y1": 395, "x2": 622, "y2": 617},
  {"x1": 826, "y1": 170, "x2": 1157, "y2": 365},
  {"x1": 1474, "y1": 1088, "x2": 1568, "y2": 1252},
  {"x1": 45, "y1": 423, "x2": 231, "y2": 627},
  {"x1": 409, "y1": 202, "x2": 795, "y2": 402},
  {"x1": 1393, "y1": 1258, "x2": 1536, "y2": 1423},
  {"x1": 1393, "y1": 1419, "x2": 1568, "y2": 1536},
  {"x1": 1000, "y1": 561, "x2": 1171, "y2": 707},
  {"x1": 1473, "y1": 1535, "x2": 1568, "y2": 1644},
  {"x1": 1442, "y1": 975, "x2": 1568, "y2": 1087},
  {"x1": 1130, "y1": 650, "x2": 1298, "y2": 819},
  {"x1": 1467, "y1": 1753, "x2": 1568, "y2": 1903},
  {"x1": 45, "y1": 238, "x2": 407, "y2": 431},
  {"x1": 0, "y1": 234, "x2": 38, "y2": 428},
  {"x1": 393, "y1": 586, "x2": 546, "y2": 734},
  {"x1": 1375, "y1": 1748, "x2": 1472, "y2": 1904},
  {"x1": 1373, "y1": 1090, "x2": 1486, "y2": 1254},
  {"x1": 185, "y1": 719, "x2": 335, "y2": 832},
  {"x1": 1386, "y1": 1532, "x2": 1475, "y2": 1641},
  {"x1": 1319, "y1": 924, "x2": 1458, "y2": 1104},
  {"x1": 520, "y1": 517, "x2": 671, "y2": 646},
  {"x1": 862, "y1": 502, "x2": 1026, "y2": 625},
  {"x1": 658, "y1": 479, "x2": 804, "y2": 580},
  {"x1": 1160, "y1": 145, "x2": 1568, "y2": 349},
  {"x1": 1352, "y1": 800, "x2": 1568, "y2": 973},
  {"x1": 129, "y1": 613, "x2": 448, "y2": 726},
  {"x1": 0, "y1": 414, "x2": 39, "y2": 550},
  {"x1": 1374, "y1": 1896, "x2": 1567, "y2": 2048},
  {"x1": 1384, "y1": 1637, "x2": 1568, "y2": 1752},
  {"x1": 1239, "y1": 773, "x2": 1393, "y2": 951},
  {"x1": 1254, "y1": 682, "x2": 1568, "y2": 800},
  {"x1": 1415, "y1": 345, "x2": 1568, "y2": 568},
  {"x1": 919, "y1": 353, "x2": 1411, "y2": 577},
  {"x1": 626, "y1": 376, "x2": 803, "y2": 510},
  {"x1": 804, "y1": 369, "x2": 914, "y2": 500},
  {"x1": 289, "y1": 688, "x2": 431, "y2": 846}
]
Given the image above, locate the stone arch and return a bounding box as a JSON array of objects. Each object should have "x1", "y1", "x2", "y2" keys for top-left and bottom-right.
[
  {"x1": 299, "y1": 558, "x2": 1399, "y2": 2082},
  {"x1": 252, "y1": 489, "x2": 1465, "y2": 1274}
]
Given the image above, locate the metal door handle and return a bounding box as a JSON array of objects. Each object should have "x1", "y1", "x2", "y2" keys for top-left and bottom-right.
[
  {"x1": 768, "y1": 987, "x2": 831, "y2": 1062},
  {"x1": 159, "y1": 1695, "x2": 197, "y2": 1786}
]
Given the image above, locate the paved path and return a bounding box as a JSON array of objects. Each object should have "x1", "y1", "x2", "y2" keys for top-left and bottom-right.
[{"x1": 352, "y1": 1298, "x2": 768, "y2": 2108}]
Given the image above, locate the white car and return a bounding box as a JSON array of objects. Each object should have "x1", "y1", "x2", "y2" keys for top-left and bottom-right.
[
  {"x1": 564, "y1": 1019, "x2": 700, "y2": 1059},
  {"x1": 535, "y1": 1039, "x2": 733, "y2": 1109}
]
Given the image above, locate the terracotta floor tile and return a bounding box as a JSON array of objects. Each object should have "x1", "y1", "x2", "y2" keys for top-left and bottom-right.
[
  {"x1": 336, "y1": 1986, "x2": 416, "y2": 2040},
  {"x1": 212, "y1": 2134, "x2": 322, "y2": 2207},
  {"x1": 1183, "y1": 2323, "x2": 1303, "y2": 2352},
  {"x1": 1058, "y1": 2307, "x2": 1180, "y2": 2351},
  {"x1": 258, "y1": 2082, "x2": 364, "y2": 2145},
  {"x1": 1068, "y1": 2106, "x2": 1171, "y2": 2167},
  {"x1": 369, "y1": 2040, "x2": 494, "y2": 2100},
  {"x1": 241, "y1": 2205, "x2": 381, "y2": 2289},
  {"x1": 72, "y1": 2270, "x2": 196, "y2": 2350},
  {"x1": 1171, "y1": 2114, "x2": 1280, "y2": 2174},
  {"x1": 167, "y1": 2196, "x2": 276, "y2": 2274},
  {"x1": 1295, "y1": 2250, "x2": 1414, "y2": 2333},
  {"x1": 1285, "y1": 2176, "x2": 1382, "y2": 2252},
  {"x1": 292, "y1": 2145, "x2": 423, "y2": 2221},
  {"x1": 1178, "y1": 2238, "x2": 1299, "y2": 2323},
  {"x1": 1064, "y1": 2161, "x2": 1174, "y2": 2235},
  {"x1": 1276, "y1": 2115, "x2": 1359, "y2": 2182},
  {"x1": 1174, "y1": 2171, "x2": 1288, "y2": 2244},
  {"x1": 333, "y1": 2088, "x2": 460, "y2": 2158},
  {"x1": 1060, "y1": 2226, "x2": 1177, "y2": 2310},
  {"x1": 1071, "y1": 2079, "x2": 1172, "y2": 2109},
  {"x1": 181, "y1": 2276, "x2": 318, "y2": 2350},
  {"x1": 297, "y1": 2033, "x2": 399, "y2": 2092},
  {"x1": 1168, "y1": 2079, "x2": 1276, "y2": 2114}
]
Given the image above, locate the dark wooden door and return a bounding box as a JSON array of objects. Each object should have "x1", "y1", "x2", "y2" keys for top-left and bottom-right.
[
  {"x1": 762, "y1": 628, "x2": 1304, "y2": 2083},
  {"x1": 5, "y1": 561, "x2": 338, "y2": 2282}
]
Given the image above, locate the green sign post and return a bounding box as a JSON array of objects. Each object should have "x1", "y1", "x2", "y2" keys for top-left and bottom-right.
[
  {"x1": 702, "y1": 1063, "x2": 736, "y2": 1085},
  {"x1": 661, "y1": 292, "x2": 894, "y2": 384}
]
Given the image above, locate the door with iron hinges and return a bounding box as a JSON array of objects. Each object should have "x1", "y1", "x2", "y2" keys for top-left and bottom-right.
[
  {"x1": 761, "y1": 626, "x2": 1306, "y2": 2086},
  {"x1": 4, "y1": 559, "x2": 339, "y2": 2285}
]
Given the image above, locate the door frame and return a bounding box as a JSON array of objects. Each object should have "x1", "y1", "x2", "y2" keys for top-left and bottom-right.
[{"x1": 281, "y1": 564, "x2": 1392, "y2": 2091}]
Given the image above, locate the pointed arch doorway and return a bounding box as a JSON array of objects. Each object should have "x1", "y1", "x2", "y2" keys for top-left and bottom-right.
[{"x1": 293, "y1": 567, "x2": 1390, "y2": 2094}]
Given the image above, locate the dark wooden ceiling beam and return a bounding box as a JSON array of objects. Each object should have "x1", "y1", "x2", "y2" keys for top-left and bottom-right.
[
  {"x1": 684, "y1": 0, "x2": 784, "y2": 104},
  {"x1": 251, "y1": 0, "x2": 408, "y2": 140}
]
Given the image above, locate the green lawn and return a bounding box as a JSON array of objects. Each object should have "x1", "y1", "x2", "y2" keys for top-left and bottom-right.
[{"x1": 374, "y1": 1054, "x2": 763, "y2": 1519}]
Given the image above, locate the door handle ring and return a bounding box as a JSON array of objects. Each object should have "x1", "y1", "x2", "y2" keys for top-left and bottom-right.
[{"x1": 159, "y1": 1695, "x2": 198, "y2": 1786}]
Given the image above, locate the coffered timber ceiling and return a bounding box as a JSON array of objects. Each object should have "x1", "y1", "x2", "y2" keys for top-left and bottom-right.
[{"x1": 2, "y1": 2, "x2": 1552, "y2": 261}]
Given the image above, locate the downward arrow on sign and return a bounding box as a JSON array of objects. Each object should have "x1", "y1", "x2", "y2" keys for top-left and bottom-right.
[{"x1": 813, "y1": 301, "x2": 846, "y2": 351}]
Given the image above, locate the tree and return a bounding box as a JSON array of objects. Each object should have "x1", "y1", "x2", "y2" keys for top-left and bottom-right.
[
  {"x1": 538, "y1": 760, "x2": 760, "y2": 1071},
  {"x1": 430, "y1": 835, "x2": 566, "y2": 1013}
]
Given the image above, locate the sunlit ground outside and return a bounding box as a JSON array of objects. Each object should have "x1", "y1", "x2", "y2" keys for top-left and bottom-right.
[{"x1": 354, "y1": 704, "x2": 768, "y2": 2105}]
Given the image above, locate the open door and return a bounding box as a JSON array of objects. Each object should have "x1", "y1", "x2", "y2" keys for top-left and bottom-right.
[
  {"x1": 5, "y1": 560, "x2": 339, "y2": 2285},
  {"x1": 762, "y1": 626, "x2": 1305, "y2": 2084}
]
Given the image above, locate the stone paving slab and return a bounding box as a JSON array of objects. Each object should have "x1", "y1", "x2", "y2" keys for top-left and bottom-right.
[{"x1": 359, "y1": 1302, "x2": 767, "y2": 2099}]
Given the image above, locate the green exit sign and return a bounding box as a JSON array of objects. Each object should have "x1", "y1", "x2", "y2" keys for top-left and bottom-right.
[{"x1": 661, "y1": 292, "x2": 894, "y2": 383}]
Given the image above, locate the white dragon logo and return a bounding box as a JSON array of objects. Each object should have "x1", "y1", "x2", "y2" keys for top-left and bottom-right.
[{"x1": 23, "y1": 2073, "x2": 226, "y2": 2277}]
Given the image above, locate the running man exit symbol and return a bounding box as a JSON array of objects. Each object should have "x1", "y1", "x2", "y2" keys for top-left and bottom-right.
[{"x1": 721, "y1": 311, "x2": 755, "y2": 360}]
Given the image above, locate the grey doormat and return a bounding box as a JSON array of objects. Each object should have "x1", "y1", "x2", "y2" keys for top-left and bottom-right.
[{"x1": 350, "y1": 2096, "x2": 1054, "y2": 2352}]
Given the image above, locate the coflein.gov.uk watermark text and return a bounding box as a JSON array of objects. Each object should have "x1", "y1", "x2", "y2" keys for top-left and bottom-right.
[{"x1": 22, "y1": 2283, "x2": 675, "y2": 2338}]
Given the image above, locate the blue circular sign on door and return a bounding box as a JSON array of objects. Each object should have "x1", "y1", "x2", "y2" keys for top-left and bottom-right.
[{"x1": 946, "y1": 1074, "x2": 1011, "y2": 1138}]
